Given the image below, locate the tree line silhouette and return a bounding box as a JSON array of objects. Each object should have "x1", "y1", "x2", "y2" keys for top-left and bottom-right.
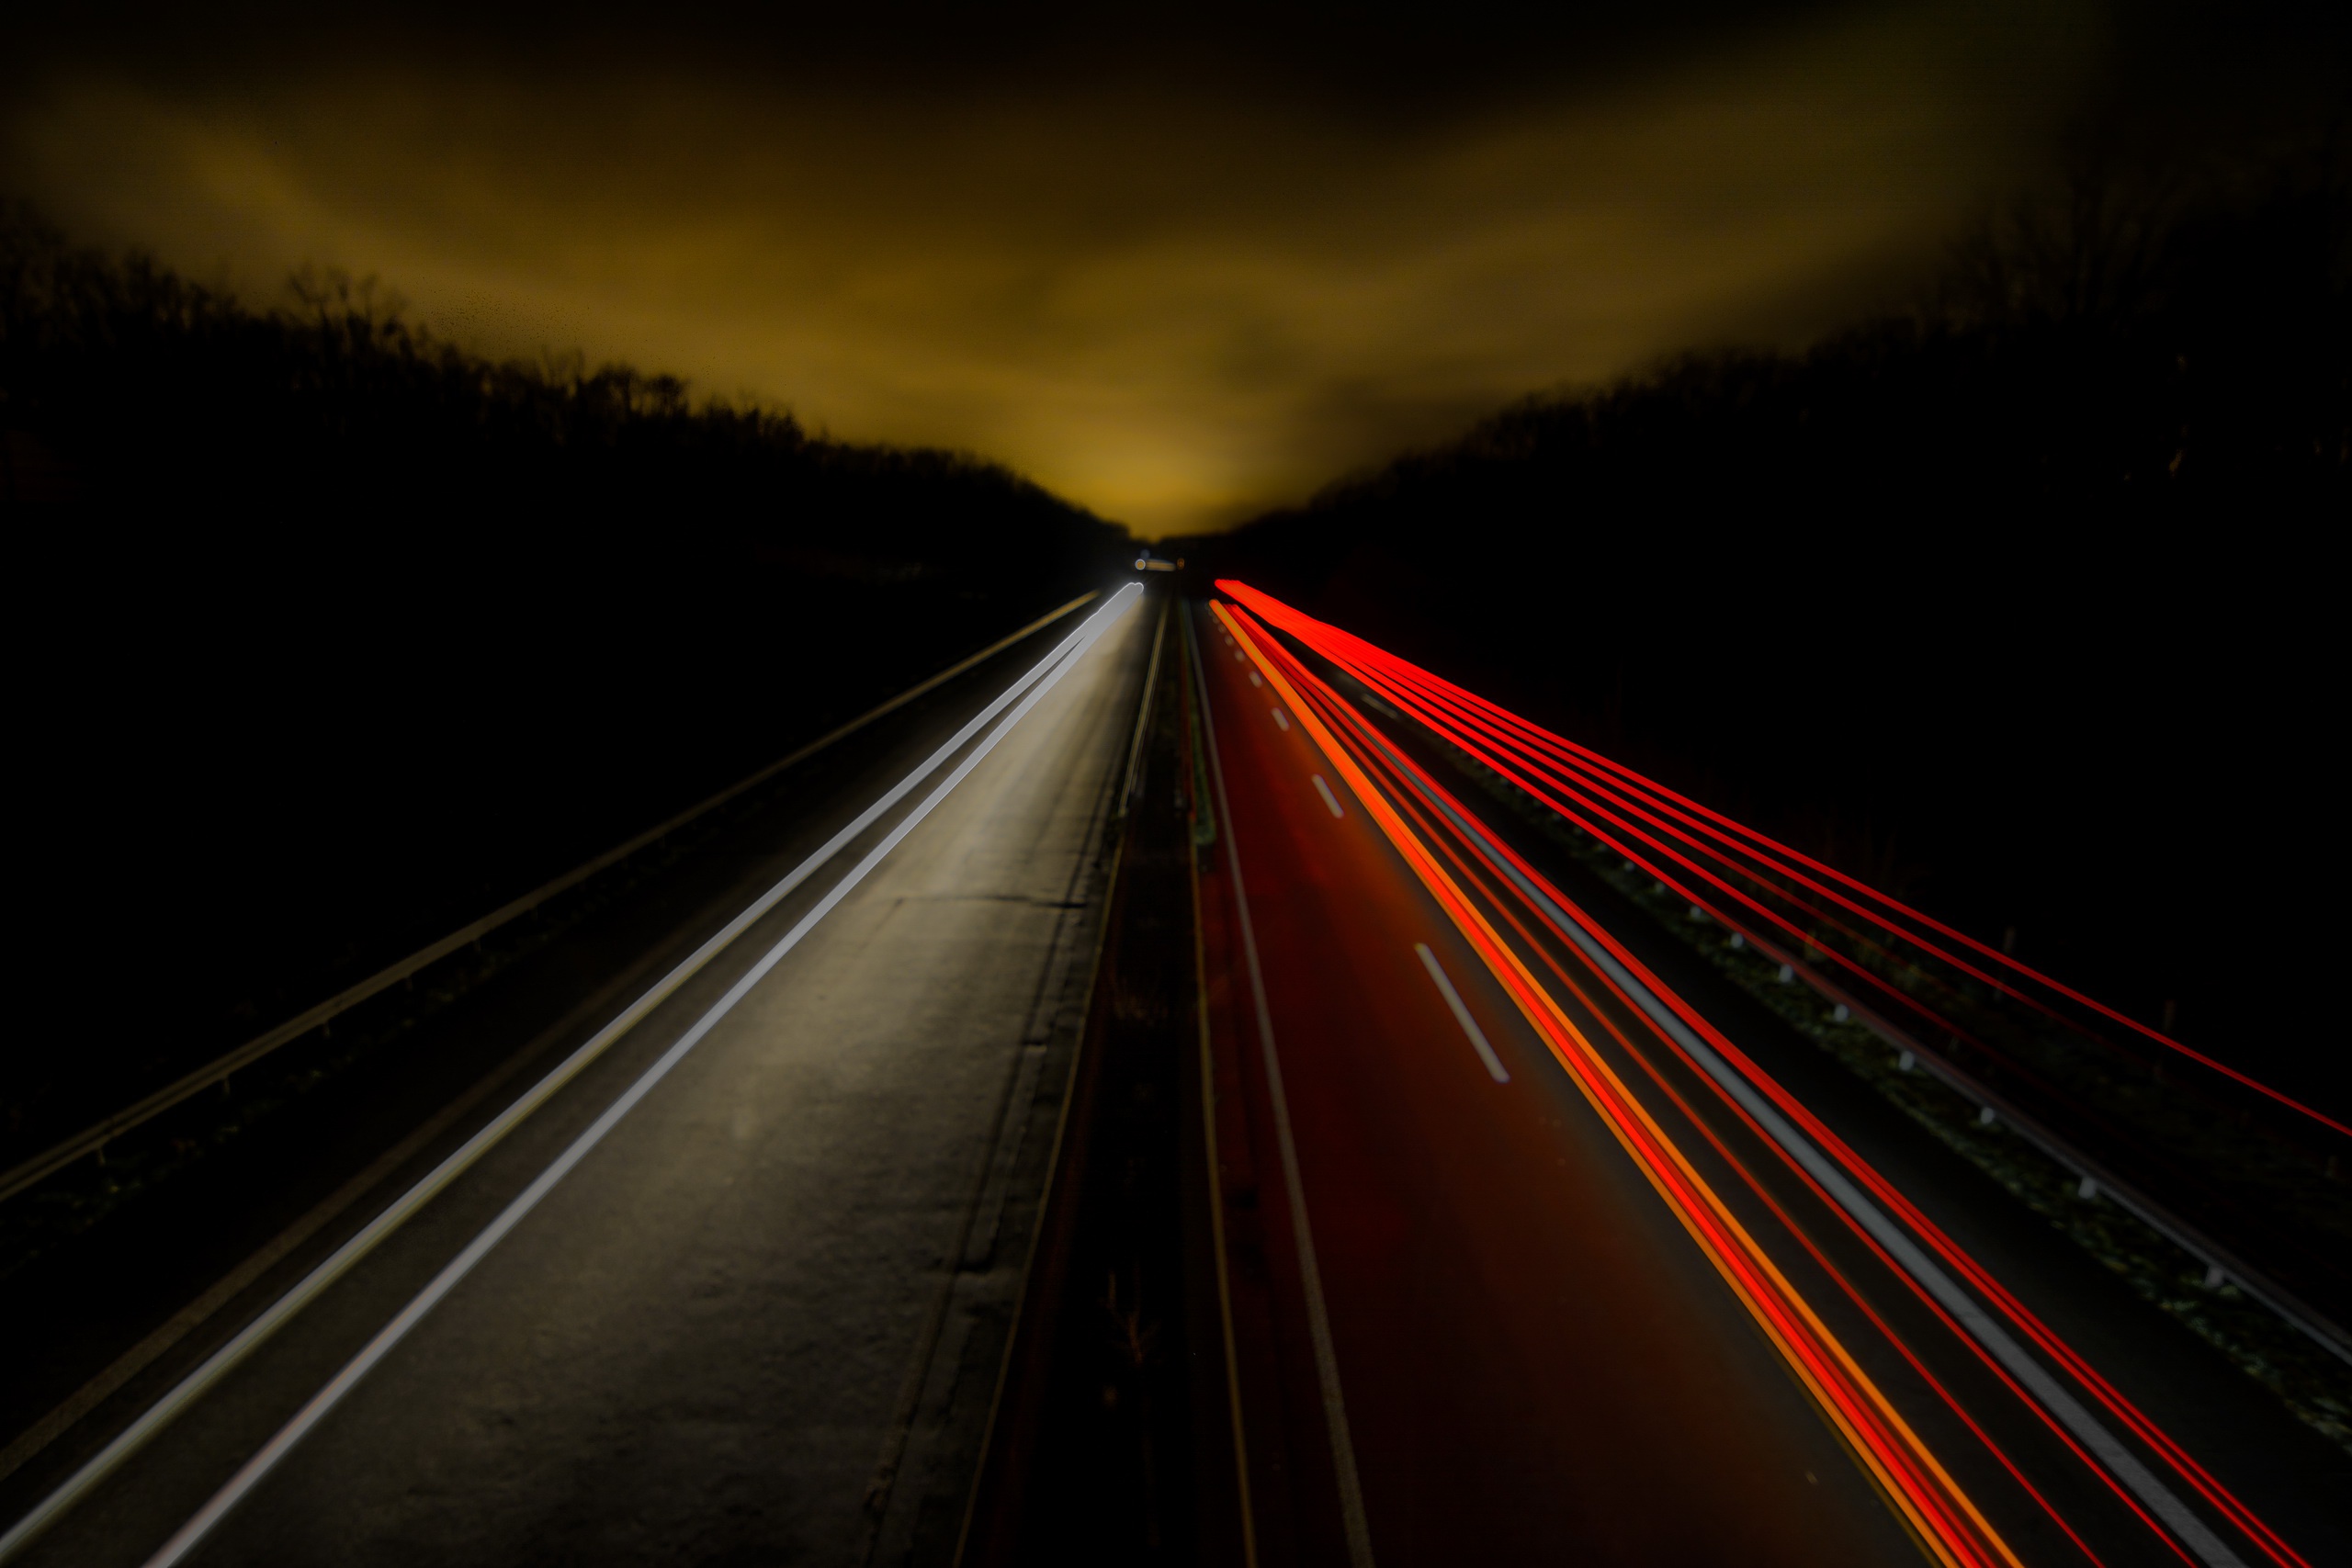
[
  {"x1": 1188, "y1": 141, "x2": 2348, "y2": 1109},
  {"x1": 2, "y1": 205, "x2": 1129, "y2": 1159}
]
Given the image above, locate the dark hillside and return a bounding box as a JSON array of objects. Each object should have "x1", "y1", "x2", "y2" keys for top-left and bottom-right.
[
  {"x1": 2, "y1": 207, "x2": 1129, "y2": 1161},
  {"x1": 1188, "y1": 147, "x2": 2350, "y2": 1114}
]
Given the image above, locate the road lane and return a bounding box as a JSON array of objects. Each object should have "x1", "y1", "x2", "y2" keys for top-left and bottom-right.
[
  {"x1": 1189, "y1": 601, "x2": 1926, "y2": 1565},
  {"x1": 14, "y1": 585, "x2": 1150, "y2": 1568},
  {"x1": 1195, "y1": 590, "x2": 2351, "y2": 1568}
]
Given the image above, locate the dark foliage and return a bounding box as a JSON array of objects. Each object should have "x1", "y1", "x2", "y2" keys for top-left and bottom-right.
[
  {"x1": 1189, "y1": 145, "x2": 2349, "y2": 1111},
  {"x1": 1, "y1": 208, "x2": 1129, "y2": 1158}
]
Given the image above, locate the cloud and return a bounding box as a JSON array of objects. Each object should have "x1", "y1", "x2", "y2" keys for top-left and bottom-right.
[{"x1": 4, "y1": 2, "x2": 2097, "y2": 533}]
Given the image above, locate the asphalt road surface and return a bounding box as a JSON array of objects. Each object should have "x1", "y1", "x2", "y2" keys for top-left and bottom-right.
[
  {"x1": 1191, "y1": 602, "x2": 1919, "y2": 1565},
  {"x1": 1186, "y1": 598, "x2": 2347, "y2": 1568},
  {"x1": 12, "y1": 580, "x2": 2342, "y2": 1568},
  {"x1": 4, "y1": 584, "x2": 1151, "y2": 1568}
]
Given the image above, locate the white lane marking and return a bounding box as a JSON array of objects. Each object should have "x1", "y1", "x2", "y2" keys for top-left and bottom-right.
[
  {"x1": 134, "y1": 589, "x2": 1142, "y2": 1568},
  {"x1": 1385, "y1": 760, "x2": 2251, "y2": 1568},
  {"x1": 1271, "y1": 708, "x2": 1290, "y2": 731},
  {"x1": 1248, "y1": 671, "x2": 1262, "y2": 687},
  {"x1": 1414, "y1": 944, "x2": 1510, "y2": 1083},
  {"x1": 1189, "y1": 608, "x2": 1378, "y2": 1568},
  {"x1": 0, "y1": 586, "x2": 1142, "y2": 1568},
  {"x1": 1311, "y1": 774, "x2": 1345, "y2": 818}
]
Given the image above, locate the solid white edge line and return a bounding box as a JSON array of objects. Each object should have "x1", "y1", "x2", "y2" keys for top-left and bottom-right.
[
  {"x1": 1118, "y1": 599, "x2": 1170, "y2": 808},
  {"x1": 1310, "y1": 774, "x2": 1345, "y2": 818},
  {"x1": 0, "y1": 592, "x2": 1108, "y2": 1216},
  {"x1": 1188, "y1": 605, "x2": 1378, "y2": 1568},
  {"x1": 1413, "y1": 944, "x2": 1510, "y2": 1084},
  {"x1": 1390, "y1": 762, "x2": 2251, "y2": 1568},
  {"x1": 138, "y1": 583, "x2": 1142, "y2": 1568},
  {"x1": 0, "y1": 583, "x2": 1141, "y2": 1568}
]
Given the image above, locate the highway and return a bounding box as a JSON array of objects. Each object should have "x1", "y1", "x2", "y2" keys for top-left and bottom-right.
[
  {"x1": 0, "y1": 584, "x2": 1151, "y2": 1568},
  {"x1": 6, "y1": 574, "x2": 2341, "y2": 1568},
  {"x1": 1185, "y1": 592, "x2": 2346, "y2": 1568}
]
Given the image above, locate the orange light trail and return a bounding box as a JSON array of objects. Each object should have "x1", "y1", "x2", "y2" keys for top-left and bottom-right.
[
  {"x1": 1215, "y1": 581, "x2": 2347, "y2": 1141},
  {"x1": 1223, "y1": 588, "x2": 2124, "y2": 1123},
  {"x1": 1250, "y1": 611, "x2": 2167, "y2": 1568},
  {"x1": 1210, "y1": 581, "x2": 2316, "y2": 1568},
  {"x1": 1209, "y1": 598, "x2": 2024, "y2": 1568}
]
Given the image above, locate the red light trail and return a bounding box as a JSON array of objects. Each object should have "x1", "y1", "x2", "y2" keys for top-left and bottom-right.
[
  {"x1": 1204, "y1": 583, "x2": 2316, "y2": 1568},
  {"x1": 1215, "y1": 579, "x2": 2346, "y2": 1142},
  {"x1": 1209, "y1": 599, "x2": 2022, "y2": 1568}
]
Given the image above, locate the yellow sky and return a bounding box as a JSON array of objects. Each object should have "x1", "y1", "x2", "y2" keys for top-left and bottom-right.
[{"x1": 5, "y1": 3, "x2": 2096, "y2": 534}]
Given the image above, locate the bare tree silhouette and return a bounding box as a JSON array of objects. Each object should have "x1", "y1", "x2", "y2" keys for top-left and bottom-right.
[
  {"x1": 1190, "y1": 139, "x2": 2347, "y2": 1109},
  {"x1": 3, "y1": 205, "x2": 1130, "y2": 1161}
]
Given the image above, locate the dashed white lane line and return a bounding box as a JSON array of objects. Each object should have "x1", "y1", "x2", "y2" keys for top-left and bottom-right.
[
  {"x1": 1272, "y1": 708, "x2": 1290, "y2": 731},
  {"x1": 1311, "y1": 774, "x2": 1345, "y2": 818},
  {"x1": 1249, "y1": 671, "x2": 1262, "y2": 687},
  {"x1": 1414, "y1": 944, "x2": 1510, "y2": 1083},
  {"x1": 1384, "y1": 757, "x2": 2252, "y2": 1568},
  {"x1": 1190, "y1": 607, "x2": 1376, "y2": 1568}
]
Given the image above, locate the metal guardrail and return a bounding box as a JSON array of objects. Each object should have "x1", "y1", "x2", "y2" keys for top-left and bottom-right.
[
  {"x1": 0, "y1": 591, "x2": 1101, "y2": 1206},
  {"x1": 1336, "y1": 666, "x2": 2352, "y2": 1373},
  {"x1": 1754, "y1": 936, "x2": 2352, "y2": 1370}
]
